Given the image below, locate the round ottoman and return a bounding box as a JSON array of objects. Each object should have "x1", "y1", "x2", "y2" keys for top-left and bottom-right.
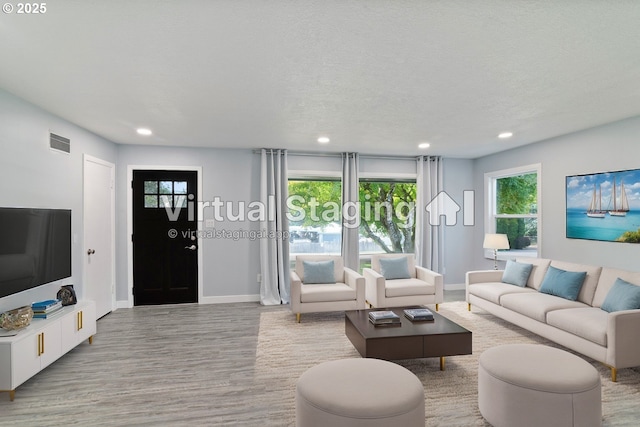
[
  {"x1": 296, "y1": 358, "x2": 424, "y2": 427},
  {"x1": 478, "y1": 344, "x2": 601, "y2": 427}
]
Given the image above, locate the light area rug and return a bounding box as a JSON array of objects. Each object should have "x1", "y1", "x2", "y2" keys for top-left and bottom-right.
[{"x1": 255, "y1": 301, "x2": 640, "y2": 426}]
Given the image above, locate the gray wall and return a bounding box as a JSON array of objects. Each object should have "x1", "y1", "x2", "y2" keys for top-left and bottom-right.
[
  {"x1": 442, "y1": 158, "x2": 475, "y2": 285},
  {"x1": 4, "y1": 87, "x2": 636, "y2": 311},
  {"x1": 115, "y1": 145, "x2": 262, "y2": 304},
  {"x1": 472, "y1": 116, "x2": 640, "y2": 272},
  {"x1": 0, "y1": 89, "x2": 117, "y2": 312}
]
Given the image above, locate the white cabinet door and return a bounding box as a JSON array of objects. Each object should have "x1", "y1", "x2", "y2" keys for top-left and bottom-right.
[
  {"x1": 60, "y1": 302, "x2": 96, "y2": 353},
  {"x1": 60, "y1": 310, "x2": 78, "y2": 354},
  {"x1": 11, "y1": 331, "x2": 43, "y2": 388},
  {"x1": 39, "y1": 322, "x2": 62, "y2": 369},
  {"x1": 76, "y1": 302, "x2": 97, "y2": 343}
]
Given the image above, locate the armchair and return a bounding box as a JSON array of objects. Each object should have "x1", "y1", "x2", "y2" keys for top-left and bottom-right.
[
  {"x1": 363, "y1": 253, "x2": 443, "y2": 310},
  {"x1": 290, "y1": 255, "x2": 365, "y2": 322}
]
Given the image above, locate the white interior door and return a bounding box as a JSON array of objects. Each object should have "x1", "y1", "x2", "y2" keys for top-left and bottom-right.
[{"x1": 83, "y1": 155, "x2": 115, "y2": 319}]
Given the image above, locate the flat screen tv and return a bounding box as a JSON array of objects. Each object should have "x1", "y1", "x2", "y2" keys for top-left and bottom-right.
[{"x1": 0, "y1": 208, "x2": 72, "y2": 299}]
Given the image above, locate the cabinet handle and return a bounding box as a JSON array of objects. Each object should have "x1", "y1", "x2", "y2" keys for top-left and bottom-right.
[
  {"x1": 37, "y1": 332, "x2": 45, "y2": 356},
  {"x1": 77, "y1": 311, "x2": 82, "y2": 331}
]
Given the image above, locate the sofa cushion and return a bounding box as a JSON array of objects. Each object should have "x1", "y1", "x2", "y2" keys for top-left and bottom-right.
[
  {"x1": 549, "y1": 261, "x2": 602, "y2": 305},
  {"x1": 539, "y1": 266, "x2": 587, "y2": 301},
  {"x1": 515, "y1": 257, "x2": 551, "y2": 290},
  {"x1": 546, "y1": 307, "x2": 608, "y2": 347},
  {"x1": 500, "y1": 292, "x2": 587, "y2": 323},
  {"x1": 592, "y1": 267, "x2": 640, "y2": 308},
  {"x1": 502, "y1": 260, "x2": 533, "y2": 287},
  {"x1": 468, "y1": 282, "x2": 536, "y2": 305},
  {"x1": 385, "y1": 278, "x2": 434, "y2": 297},
  {"x1": 300, "y1": 283, "x2": 356, "y2": 303},
  {"x1": 379, "y1": 256, "x2": 411, "y2": 280},
  {"x1": 601, "y1": 278, "x2": 640, "y2": 313},
  {"x1": 303, "y1": 260, "x2": 335, "y2": 284}
]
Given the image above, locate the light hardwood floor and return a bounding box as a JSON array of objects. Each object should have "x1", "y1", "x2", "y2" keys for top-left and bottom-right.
[
  {"x1": 0, "y1": 301, "x2": 292, "y2": 426},
  {"x1": 0, "y1": 289, "x2": 561, "y2": 427}
]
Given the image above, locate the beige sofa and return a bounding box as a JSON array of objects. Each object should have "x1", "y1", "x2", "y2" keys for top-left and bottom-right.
[{"x1": 466, "y1": 258, "x2": 640, "y2": 381}]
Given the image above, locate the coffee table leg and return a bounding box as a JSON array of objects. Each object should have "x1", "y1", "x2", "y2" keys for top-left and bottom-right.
[{"x1": 440, "y1": 357, "x2": 445, "y2": 371}]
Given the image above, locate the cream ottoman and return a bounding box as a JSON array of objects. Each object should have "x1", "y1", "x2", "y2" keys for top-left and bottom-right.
[
  {"x1": 296, "y1": 358, "x2": 424, "y2": 427},
  {"x1": 478, "y1": 344, "x2": 601, "y2": 427}
]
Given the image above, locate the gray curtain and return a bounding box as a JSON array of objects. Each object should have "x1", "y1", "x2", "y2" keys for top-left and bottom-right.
[
  {"x1": 341, "y1": 153, "x2": 360, "y2": 270},
  {"x1": 259, "y1": 149, "x2": 290, "y2": 305},
  {"x1": 415, "y1": 155, "x2": 443, "y2": 272}
]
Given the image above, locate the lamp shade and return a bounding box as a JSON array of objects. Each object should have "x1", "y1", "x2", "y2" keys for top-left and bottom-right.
[{"x1": 483, "y1": 233, "x2": 510, "y2": 250}]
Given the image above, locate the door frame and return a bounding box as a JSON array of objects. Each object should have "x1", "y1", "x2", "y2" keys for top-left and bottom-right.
[
  {"x1": 83, "y1": 154, "x2": 116, "y2": 314},
  {"x1": 126, "y1": 165, "x2": 204, "y2": 308}
]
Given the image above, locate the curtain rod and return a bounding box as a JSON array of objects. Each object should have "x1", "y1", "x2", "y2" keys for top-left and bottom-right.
[{"x1": 251, "y1": 148, "x2": 440, "y2": 161}]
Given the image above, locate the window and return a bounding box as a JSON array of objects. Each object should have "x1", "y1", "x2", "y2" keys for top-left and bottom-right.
[
  {"x1": 144, "y1": 180, "x2": 188, "y2": 208},
  {"x1": 287, "y1": 172, "x2": 417, "y2": 270},
  {"x1": 359, "y1": 179, "x2": 417, "y2": 270},
  {"x1": 485, "y1": 164, "x2": 541, "y2": 258},
  {"x1": 288, "y1": 178, "x2": 342, "y2": 260}
]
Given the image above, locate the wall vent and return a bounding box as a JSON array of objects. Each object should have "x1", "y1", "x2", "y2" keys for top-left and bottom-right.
[{"x1": 50, "y1": 132, "x2": 70, "y2": 153}]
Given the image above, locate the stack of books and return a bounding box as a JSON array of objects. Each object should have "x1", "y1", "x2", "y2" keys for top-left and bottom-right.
[
  {"x1": 403, "y1": 308, "x2": 434, "y2": 321},
  {"x1": 368, "y1": 310, "x2": 401, "y2": 326},
  {"x1": 31, "y1": 299, "x2": 63, "y2": 319}
]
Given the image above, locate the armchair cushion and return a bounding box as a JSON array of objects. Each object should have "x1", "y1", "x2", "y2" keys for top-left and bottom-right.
[
  {"x1": 295, "y1": 255, "x2": 345, "y2": 283},
  {"x1": 385, "y1": 278, "x2": 434, "y2": 297},
  {"x1": 371, "y1": 253, "x2": 417, "y2": 279},
  {"x1": 300, "y1": 283, "x2": 357, "y2": 303},
  {"x1": 303, "y1": 260, "x2": 336, "y2": 284},
  {"x1": 379, "y1": 256, "x2": 411, "y2": 280}
]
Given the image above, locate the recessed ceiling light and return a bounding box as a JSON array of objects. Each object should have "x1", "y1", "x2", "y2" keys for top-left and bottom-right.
[
  {"x1": 498, "y1": 132, "x2": 513, "y2": 139},
  {"x1": 418, "y1": 142, "x2": 430, "y2": 149},
  {"x1": 137, "y1": 128, "x2": 152, "y2": 136},
  {"x1": 317, "y1": 136, "x2": 330, "y2": 144}
]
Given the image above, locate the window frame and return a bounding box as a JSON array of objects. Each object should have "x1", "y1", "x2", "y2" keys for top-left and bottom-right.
[{"x1": 484, "y1": 163, "x2": 542, "y2": 260}]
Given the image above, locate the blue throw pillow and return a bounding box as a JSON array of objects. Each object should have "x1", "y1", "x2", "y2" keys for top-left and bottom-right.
[
  {"x1": 379, "y1": 257, "x2": 411, "y2": 280},
  {"x1": 539, "y1": 266, "x2": 587, "y2": 301},
  {"x1": 501, "y1": 260, "x2": 533, "y2": 287},
  {"x1": 303, "y1": 260, "x2": 335, "y2": 284},
  {"x1": 601, "y1": 278, "x2": 640, "y2": 313}
]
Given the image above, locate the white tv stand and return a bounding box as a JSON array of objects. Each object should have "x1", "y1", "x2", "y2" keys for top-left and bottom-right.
[{"x1": 0, "y1": 300, "x2": 96, "y2": 401}]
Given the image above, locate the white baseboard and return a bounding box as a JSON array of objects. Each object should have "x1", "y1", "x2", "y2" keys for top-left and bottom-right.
[
  {"x1": 445, "y1": 283, "x2": 465, "y2": 291},
  {"x1": 116, "y1": 300, "x2": 130, "y2": 309},
  {"x1": 200, "y1": 294, "x2": 261, "y2": 304},
  {"x1": 117, "y1": 295, "x2": 261, "y2": 308}
]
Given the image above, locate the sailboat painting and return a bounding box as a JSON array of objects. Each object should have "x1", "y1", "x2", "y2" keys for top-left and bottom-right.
[{"x1": 566, "y1": 168, "x2": 640, "y2": 243}]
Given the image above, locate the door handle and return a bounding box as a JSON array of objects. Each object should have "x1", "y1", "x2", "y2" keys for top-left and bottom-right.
[
  {"x1": 184, "y1": 245, "x2": 197, "y2": 251},
  {"x1": 87, "y1": 249, "x2": 96, "y2": 255}
]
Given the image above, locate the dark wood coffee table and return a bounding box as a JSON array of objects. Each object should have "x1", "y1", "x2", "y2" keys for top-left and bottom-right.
[{"x1": 345, "y1": 306, "x2": 472, "y2": 370}]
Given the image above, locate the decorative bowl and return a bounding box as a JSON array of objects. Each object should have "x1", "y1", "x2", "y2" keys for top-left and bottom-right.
[{"x1": 0, "y1": 306, "x2": 34, "y2": 331}]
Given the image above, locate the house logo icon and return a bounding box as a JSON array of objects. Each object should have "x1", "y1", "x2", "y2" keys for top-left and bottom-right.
[{"x1": 425, "y1": 190, "x2": 475, "y2": 226}]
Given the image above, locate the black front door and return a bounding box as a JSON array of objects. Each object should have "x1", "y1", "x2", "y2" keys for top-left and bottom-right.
[{"x1": 132, "y1": 170, "x2": 198, "y2": 305}]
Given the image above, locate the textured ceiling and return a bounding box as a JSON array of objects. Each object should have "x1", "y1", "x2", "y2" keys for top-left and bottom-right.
[{"x1": 2, "y1": 1, "x2": 640, "y2": 158}]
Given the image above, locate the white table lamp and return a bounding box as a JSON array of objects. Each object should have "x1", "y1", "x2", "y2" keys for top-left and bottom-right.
[{"x1": 483, "y1": 233, "x2": 510, "y2": 270}]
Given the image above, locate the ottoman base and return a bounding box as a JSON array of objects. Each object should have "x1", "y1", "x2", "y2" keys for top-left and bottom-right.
[
  {"x1": 478, "y1": 344, "x2": 601, "y2": 427},
  {"x1": 296, "y1": 358, "x2": 424, "y2": 427}
]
